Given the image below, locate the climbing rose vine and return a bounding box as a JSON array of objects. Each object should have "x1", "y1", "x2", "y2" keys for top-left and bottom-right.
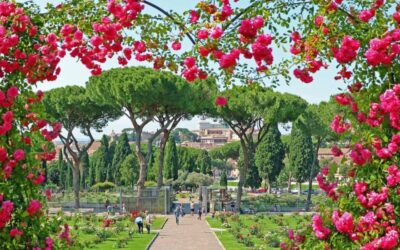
[
  {"x1": 2, "y1": 0, "x2": 400, "y2": 249},
  {"x1": 281, "y1": 0, "x2": 400, "y2": 249}
]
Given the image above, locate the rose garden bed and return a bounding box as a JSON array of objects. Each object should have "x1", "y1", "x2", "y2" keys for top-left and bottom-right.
[
  {"x1": 58, "y1": 213, "x2": 166, "y2": 250},
  {"x1": 207, "y1": 213, "x2": 310, "y2": 250}
]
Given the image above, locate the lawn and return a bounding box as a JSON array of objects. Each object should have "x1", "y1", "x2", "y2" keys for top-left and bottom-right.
[
  {"x1": 289, "y1": 183, "x2": 319, "y2": 191},
  {"x1": 63, "y1": 213, "x2": 166, "y2": 250},
  {"x1": 207, "y1": 213, "x2": 310, "y2": 250},
  {"x1": 228, "y1": 181, "x2": 238, "y2": 187}
]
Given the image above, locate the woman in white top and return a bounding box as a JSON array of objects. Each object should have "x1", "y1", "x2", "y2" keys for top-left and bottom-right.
[{"x1": 145, "y1": 210, "x2": 152, "y2": 234}]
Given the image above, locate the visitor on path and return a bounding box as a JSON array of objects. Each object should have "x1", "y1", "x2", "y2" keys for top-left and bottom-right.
[
  {"x1": 145, "y1": 210, "x2": 152, "y2": 234},
  {"x1": 121, "y1": 203, "x2": 126, "y2": 215},
  {"x1": 107, "y1": 204, "x2": 113, "y2": 215},
  {"x1": 190, "y1": 201, "x2": 195, "y2": 216},
  {"x1": 105, "y1": 199, "x2": 110, "y2": 213},
  {"x1": 174, "y1": 205, "x2": 181, "y2": 225},
  {"x1": 197, "y1": 207, "x2": 202, "y2": 220},
  {"x1": 135, "y1": 214, "x2": 144, "y2": 233},
  {"x1": 180, "y1": 203, "x2": 185, "y2": 217}
]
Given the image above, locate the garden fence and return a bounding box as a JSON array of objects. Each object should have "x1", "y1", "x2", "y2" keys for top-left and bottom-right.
[{"x1": 47, "y1": 186, "x2": 174, "y2": 214}]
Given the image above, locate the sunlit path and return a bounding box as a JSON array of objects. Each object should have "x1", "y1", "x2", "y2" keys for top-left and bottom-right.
[{"x1": 150, "y1": 215, "x2": 223, "y2": 250}]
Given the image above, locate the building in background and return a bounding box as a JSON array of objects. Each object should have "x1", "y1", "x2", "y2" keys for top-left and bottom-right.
[{"x1": 181, "y1": 121, "x2": 239, "y2": 149}]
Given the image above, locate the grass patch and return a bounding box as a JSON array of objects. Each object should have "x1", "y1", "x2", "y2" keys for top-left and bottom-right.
[
  {"x1": 88, "y1": 232, "x2": 156, "y2": 250},
  {"x1": 228, "y1": 181, "x2": 238, "y2": 187},
  {"x1": 289, "y1": 183, "x2": 319, "y2": 191},
  {"x1": 214, "y1": 231, "x2": 246, "y2": 250}
]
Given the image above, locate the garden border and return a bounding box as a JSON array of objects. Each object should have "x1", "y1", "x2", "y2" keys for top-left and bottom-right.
[
  {"x1": 160, "y1": 217, "x2": 168, "y2": 229},
  {"x1": 146, "y1": 218, "x2": 168, "y2": 250},
  {"x1": 145, "y1": 232, "x2": 159, "y2": 250},
  {"x1": 205, "y1": 219, "x2": 226, "y2": 250}
]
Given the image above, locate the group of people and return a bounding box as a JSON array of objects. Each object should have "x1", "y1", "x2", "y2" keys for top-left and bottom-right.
[
  {"x1": 174, "y1": 201, "x2": 205, "y2": 225},
  {"x1": 134, "y1": 210, "x2": 153, "y2": 234},
  {"x1": 105, "y1": 200, "x2": 127, "y2": 215}
]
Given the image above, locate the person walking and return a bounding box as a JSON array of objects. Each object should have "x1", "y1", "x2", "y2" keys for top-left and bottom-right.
[
  {"x1": 197, "y1": 207, "x2": 202, "y2": 220},
  {"x1": 135, "y1": 214, "x2": 144, "y2": 233},
  {"x1": 180, "y1": 203, "x2": 185, "y2": 217},
  {"x1": 174, "y1": 205, "x2": 181, "y2": 225},
  {"x1": 121, "y1": 203, "x2": 126, "y2": 215},
  {"x1": 145, "y1": 210, "x2": 152, "y2": 234},
  {"x1": 190, "y1": 201, "x2": 195, "y2": 216}
]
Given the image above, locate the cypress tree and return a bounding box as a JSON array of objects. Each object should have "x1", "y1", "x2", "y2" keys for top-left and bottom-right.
[
  {"x1": 80, "y1": 150, "x2": 89, "y2": 189},
  {"x1": 88, "y1": 159, "x2": 96, "y2": 187},
  {"x1": 147, "y1": 148, "x2": 157, "y2": 181},
  {"x1": 220, "y1": 170, "x2": 228, "y2": 188},
  {"x1": 107, "y1": 140, "x2": 116, "y2": 180},
  {"x1": 164, "y1": 137, "x2": 179, "y2": 180},
  {"x1": 255, "y1": 124, "x2": 285, "y2": 192},
  {"x1": 197, "y1": 150, "x2": 212, "y2": 175},
  {"x1": 240, "y1": 146, "x2": 262, "y2": 191},
  {"x1": 66, "y1": 162, "x2": 73, "y2": 189},
  {"x1": 119, "y1": 154, "x2": 139, "y2": 187},
  {"x1": 111, "y1": 133, "x2": 132, "y2": 184},
  {"x1": 57, "y1": 150, "x2": 65, "y2": 187},
  {"x1": 289, "y1": 122, "x2": 314, "y2": 195},
  {"x1": 92, "y1": 135, "x2": 111, "y2": 183}
]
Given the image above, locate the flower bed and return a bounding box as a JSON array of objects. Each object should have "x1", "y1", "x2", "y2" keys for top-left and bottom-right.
[
  {"x1": 207, "y1": 213, "x2": 309, "y2": 250},
  {"x1": 57, "y1": 213, "x2": 166, "y2": 250},
  {"x1": 241, "y1": 194, "x2": 328, "y2": 213}
]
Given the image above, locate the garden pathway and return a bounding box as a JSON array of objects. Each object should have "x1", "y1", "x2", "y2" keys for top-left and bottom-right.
[{"x1": 150, "y1": 215, "x2": 223, "y2": 250}]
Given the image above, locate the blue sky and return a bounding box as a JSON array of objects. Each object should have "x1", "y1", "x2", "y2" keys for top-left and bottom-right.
[{"x1": 31, "y1": 0, "x2": 342, "y2": 139}]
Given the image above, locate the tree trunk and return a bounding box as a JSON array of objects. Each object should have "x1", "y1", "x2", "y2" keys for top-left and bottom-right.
[
  {"x1": 157, "y1": 132, "x2": 169, "y2": 188},
  {"x1": 72, "y1": 164, "x2": 80, "y2": 209},
  {"x1": 236, "y1": 173, "x2": 244, "y2": 213},
  {"x1": 236, "y1": 140, "x2": 250, "y2": 213},
  {"x1": 267, "y1": 179, "x2": 271, "y2": 194},
  {"x1": 306, "y1": 138, "x2": 322, "y2": 211},
  {"x1": 297, "y1": 182, "x2": 301, "y2": 196},
  {"x1": 136, "y1": 160, "x2": 147, "y2": 197},
  {"x1": 287, "y1": 174, "x2": 292, "y2": 193}
]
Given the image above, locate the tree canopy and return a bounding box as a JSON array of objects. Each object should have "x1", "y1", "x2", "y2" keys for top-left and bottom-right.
[
  {"x1": 43, "y1": 86, "x2": 121, "y2": 208},
  {"x1": 213, "y1": 84, "x2": 307, "y2": 209}
]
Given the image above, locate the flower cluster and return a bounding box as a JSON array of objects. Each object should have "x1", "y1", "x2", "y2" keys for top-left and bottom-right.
[
  {"x1": 238, "y1": 16, "x2": 264, "y2": 41},
  {"x1": 332, "y1": 211, "x2": 354, "y2": 237},
  {"x1": 330, "y1": 115, "x2": 351, "y2": 134},
  {"x1": 182, "y1": 57, "x2": 208, "y2": 82},
  {"x1": 0, "y1": 198, "x2": 13, "y2": 228},
  {"x1": 103, "y1": 219, "x2": 113, "y2": 227},
  {"x1": 358, "y1": 0, "x2": 384, "y2": 23},
  {"x1": 386, "y1": 165, "x2": 400, "y2": 187},
  {"x1": 215, "y1": 96, "x2": 228, "y2": 107},
  {"x1": 59, "y1": 224, "x2": 71, "y2": 246},
  {"x1": 316, "y1": 165, "x2": 338, "y2": 200},
  {"x1": 26, "y1": 199, "x2": 42, "y2": 216},
  {"x1": 332, "y1": 36, "x2": 360, "y2": 64},
  {"x1": 280, "y1": 229, "x2": 305, "y2": 250},
  {"x1": 10, "y1": 228, "x2": 23, "y2": 238},
  {"x1": 0, "y1": 86, "x2": 19, "y2": 108},
  {"x1": 312, "y1": 214, "x2": 331, "y2": 240},
  {"x1": 361, "y1": 230, "x2": 399, "y2": 250},
  {"x1": 349, "y1": 143, "x2": 372, "y2": 166},
  {"x1": 58, "y1": 0, "x2": 144, "y2": 75},
  {"x1": 364, "y1": 29, "x2": 400, "y2": 66}
]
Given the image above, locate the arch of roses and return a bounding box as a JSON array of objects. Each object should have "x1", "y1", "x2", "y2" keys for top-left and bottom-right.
[{"x1": 0, "y1": 0, "x2": 399, "y2": 249}]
